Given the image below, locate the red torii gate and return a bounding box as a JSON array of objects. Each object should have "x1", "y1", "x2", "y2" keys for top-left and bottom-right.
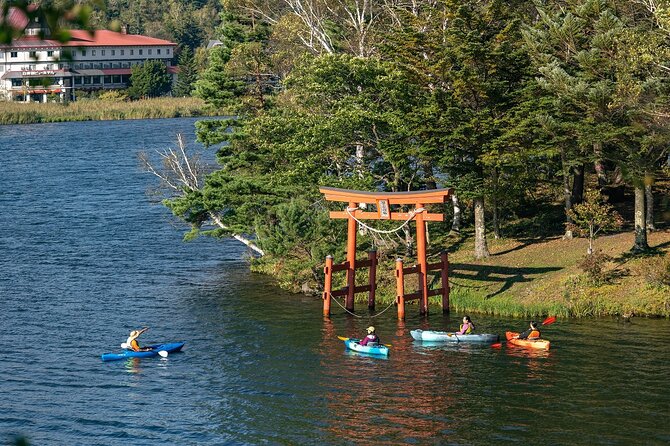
[{"x1": 320, "y1": 186, "x2": 452, "y2": 319}]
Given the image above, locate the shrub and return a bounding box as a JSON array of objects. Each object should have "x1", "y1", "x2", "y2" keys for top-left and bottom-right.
[
  {"x1": 641, "y1": 255, "x2": 670, "y2": 288},
  {"x1": 578, "y1": 251, "x2": 612, "y2": 285}
]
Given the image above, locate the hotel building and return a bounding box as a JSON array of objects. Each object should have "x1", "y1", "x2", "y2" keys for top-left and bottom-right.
[{"x1": 0, "y1": 9, "x2": 177, "y2": 102}]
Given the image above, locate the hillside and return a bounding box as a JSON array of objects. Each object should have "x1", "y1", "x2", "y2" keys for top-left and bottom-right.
[{"x1": 443, "y1": 230, "x2": 670, "y2": 318}]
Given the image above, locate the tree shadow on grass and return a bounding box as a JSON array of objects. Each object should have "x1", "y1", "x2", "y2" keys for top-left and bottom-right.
[{"x1": 437, "y1": 263, "x2": 563, "y2": 298}]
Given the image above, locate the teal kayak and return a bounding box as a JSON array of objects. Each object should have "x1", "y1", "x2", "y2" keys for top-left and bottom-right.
[
  {"x1": 101, "y1": 342, "x2": 185, "y2": 362},
  {"x1": 411, "y1": 330, "x2": 499, "y2": 343},
  {"x1": 344, "y1": 339, "x2": 389, "y2": 356}
]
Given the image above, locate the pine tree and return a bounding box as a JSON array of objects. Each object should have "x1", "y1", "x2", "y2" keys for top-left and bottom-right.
[{"x1": 173, "y1": 46, "x2": 198, "y2": 97}]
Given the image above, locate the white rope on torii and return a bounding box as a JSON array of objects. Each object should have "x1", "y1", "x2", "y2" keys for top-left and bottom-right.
[{"x1": 345, "y1": 206, "x2": 425, "y2": 234}]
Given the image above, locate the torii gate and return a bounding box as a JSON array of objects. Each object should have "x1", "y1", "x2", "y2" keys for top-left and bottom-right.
[{"x1": 320, "y1": 186, "x2": 452, "y2": 319}]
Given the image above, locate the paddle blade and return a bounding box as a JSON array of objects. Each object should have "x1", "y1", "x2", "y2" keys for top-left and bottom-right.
[
  {"x1": 542, "y1": 316, "x2": 557, "y2": 326},
  {"x1": 337, "y1": 336, "x2": 350, "y2": 342},
  {"x1": 491, "y1": 342, "x2": 502, "y2": 348},
  {"x1": 158, "y1": 350, "x2": 168, "y2": 358}
]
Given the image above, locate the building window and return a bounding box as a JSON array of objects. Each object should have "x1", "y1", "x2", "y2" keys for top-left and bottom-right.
[
  {"x1": 120, "y1": 49, "x2": 124, "y2": 55},
  {"x1": 11, "y1": 51, "x2": 18, "y2": 58},
  {"x1": 112, "y1": 75, "x2": 121, "y2": 83},
  {"x1": 139, "y1": 49, "x2": 143, "y2": 55},
  {"x1": 12, "y1": 79, "x2": 23, "y2": 87},
  {"x1": 0, "y1": 53, "x2": 4, "y2": 59},
  {"x1": 84, "y1": 76, "x2": 92, "y2": 85},
  {"x1": 47, "y1": 50, "x2": 54, "y2": 57},
  {"x1": 29, "y1": 51, "x2": 37, "y2": 58},
  {"x1": 101, "y1": 50, "x2": 105, "y2": 56},
  {"x1": 74, "y1": 77, "x2": 83, "y2": 85},
  {"x1": 167, "y1": 48, "x2": 170, "y2": 55},
  {"x1": 103, "y1": 75, "x2": 112, "y2": 84},
  {"x1": 130, "y1": 49, "x2": 134, "y2": 55},
  {"x1": 92, "y1": 76, "x2": 101, "y2": 84},
  {"x1": 148, "y1": 49, "x2": 152, "y2": 55},
  {"x1": 81, "y1": 50, "x2": 86, "y2": 56},
  {"x1": 157, "y1": 48, "x2": 161, "y2": 55},
  {"x1": 111, "y1": 50, "x2": 116, "y2": 56},
  {"x1": 92, "y1": 50, "x2": 96, "y2": 56}
]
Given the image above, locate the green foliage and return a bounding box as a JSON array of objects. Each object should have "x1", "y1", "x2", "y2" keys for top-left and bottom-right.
[
  {"x1": 193, "y1": 46, "x2": 245, "y2": 110},
  {"x1": 567, "y1": 189, "x2": 624, "y2": 253},
  {"x1": 127, "y1": 60, "x2": 172, "y2": 99},
  {"x1": 173, "y1": 46, "x2": 199, "y2": 97}
]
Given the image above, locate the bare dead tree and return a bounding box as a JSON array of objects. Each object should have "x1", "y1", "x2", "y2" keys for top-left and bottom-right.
[{"x1": 139, "y1": 133, "x2": 265, "y2": 256}]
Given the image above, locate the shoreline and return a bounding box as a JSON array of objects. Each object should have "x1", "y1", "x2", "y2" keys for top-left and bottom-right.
[{"x1": 0, "y1": 97, "x2": 223, "y2": 125}]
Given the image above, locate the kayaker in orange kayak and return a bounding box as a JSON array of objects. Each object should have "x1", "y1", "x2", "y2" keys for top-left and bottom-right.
[
  {"x1": 126, "y1": 327, "x2": 152, "y2": 351},
  {"x1": 456, "y1": 316, "x2": 475, "y2": 334},
  {"x1": 517, "y1": 321, "x2": 541, "y2": 340},
  {"x1": 359, "y1": 326, "x2": 381, "y2": 346}
]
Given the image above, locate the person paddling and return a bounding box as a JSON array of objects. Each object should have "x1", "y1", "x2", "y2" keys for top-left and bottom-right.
[
  {"x1": 359, "y1": 326, "x2": 381, "y2": 346},
  {"x1": 517, "y1": 321, "x2": 541, "y2": 340},
  {"x1": 126, "y1": 327, "x2": 152, "y2": 351},
  {"x1": 456, "y1": 316, "x2": 475, "y2": 334}
]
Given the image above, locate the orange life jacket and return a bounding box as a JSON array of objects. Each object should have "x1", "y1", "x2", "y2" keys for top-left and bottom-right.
[
  {"x1": 129, "y1": 338, "x2": 141, "y2": 351},
  {"x1": 528, "y1": 329, "x2": 541, "y2": 339}
]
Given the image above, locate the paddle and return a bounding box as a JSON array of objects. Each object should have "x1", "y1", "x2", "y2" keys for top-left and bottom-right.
[
  {"x1": 338, "y1": 336, "x2": 392, "y2": 347},
  {"x1": 491, "y1": 316, "x2": 557, "y2": 348}
]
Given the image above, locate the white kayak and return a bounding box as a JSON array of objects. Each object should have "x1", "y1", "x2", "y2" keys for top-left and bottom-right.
[{"x1": 410, "y1": 329, "x2": 499, "y2": 343}]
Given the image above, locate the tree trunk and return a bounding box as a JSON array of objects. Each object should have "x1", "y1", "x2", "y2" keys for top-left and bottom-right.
[
  {"x1": 423, "y1": 161, "x2": 437, "y2": 190},
  {"x1": 645, "y1": 183, "x2": 655, "y2": 231},
  {"x1": 632, "y1": 184, "x2": 649, "y2": 252},
  {"x1": 594, "y1": 142, "x2": 607, "y2": 187},
  {"x1": 561, "y1": 147, "x2": 573, "y2": 239},
  {"x1": 474, "y1": 197, "x2": 490, "y2": 259},
  {"x1": 450, "y1": 193, "x2": 461, "y2": 235},
  {"x1": 210, "y1": 213, "x2": 265, "y2": 256},
  {"x1": 492, "y1": 167, "x2": 501, "y2": 239},
  {"x1": 571, "y1": 164, "x2": 584, "y2": 205}
]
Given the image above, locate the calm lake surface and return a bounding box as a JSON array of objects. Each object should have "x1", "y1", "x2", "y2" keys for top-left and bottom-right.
[{"x1": 1, "y1": 118, "x2": 669, "y2": 445}]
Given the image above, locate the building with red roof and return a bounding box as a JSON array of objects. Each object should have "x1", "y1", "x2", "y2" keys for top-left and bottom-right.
[{"x1": 0, "y1": 7, "x2": 177, "y2": 102}]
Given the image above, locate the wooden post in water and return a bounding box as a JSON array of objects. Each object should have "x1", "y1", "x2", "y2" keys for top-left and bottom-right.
[
  {"x1": 441, "y1": 251, "x2": 450, "y2": 314},
  {"x1": 415, "y1": 203, "x2": 428, "y2": 315},
  {"x1": 396, "y1": 258, "x2": 405, "y2": 320},
  {"x1": 345, "y1": 201, "x2": 357, "y2": 312},
  {"x1": 368, "y1": 250, "x2": 377, "y2": 311},
  {"x1": 323, "y1": 255, "x2": 333, "y2": 317}
]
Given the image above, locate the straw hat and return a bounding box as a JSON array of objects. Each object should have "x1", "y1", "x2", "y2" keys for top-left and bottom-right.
[
  {"x1": 366, "y1": 326, "x2": 375, "y2": 334},
  {"x1": 128, "y1": 330, "x2": 140, "y2": 339}
]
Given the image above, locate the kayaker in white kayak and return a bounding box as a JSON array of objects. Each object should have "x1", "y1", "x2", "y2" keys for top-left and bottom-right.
[
  {"x1": 456, "y1": 316, "x2": 475, "y2": 334},
  {"x1": 126, "y1": 327, "x2": 152, "y2": 351},
  {"x1": 359, "y1": 326, "x2": 381, "y2": 346},
  {"x1": 517, "y1": 321, "x2": 541, "y2": 340}
]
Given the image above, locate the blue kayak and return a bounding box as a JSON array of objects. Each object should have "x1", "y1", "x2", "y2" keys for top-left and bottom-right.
[
  {"x1": 344, "y1": 339, "x2": 389, "y2": 356},
  {"x1": 101, "y1": 342, "x2": 185, "y2": 362}
]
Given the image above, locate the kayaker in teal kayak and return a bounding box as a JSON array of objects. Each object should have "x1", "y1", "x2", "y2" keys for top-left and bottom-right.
[
  {"x1": 126, "y1": 327, "x2": 152, "y2": 351},
  {"x1": 359, "y1": 326, "x2": 381, "y2": 346},
  {"x1": 517, "y1": 321, "x2": 541, "y2": 340},
  {"x1": 456, "y1": 316, "x2": 475, "y2": 334}
]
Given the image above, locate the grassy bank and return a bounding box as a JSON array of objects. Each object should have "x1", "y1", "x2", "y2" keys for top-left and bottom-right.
[
  {"x1": 0, "y1": 97, "x2": 221, "y2": 124},
  {"x1": 338, "y1": 230, "x2": 670, "y2": 318}
]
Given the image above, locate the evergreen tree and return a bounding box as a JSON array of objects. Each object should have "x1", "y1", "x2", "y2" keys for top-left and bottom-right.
[
  {"x1": 173, "y1": 46, "x2": 198, "y2": 97},
  {"x1": 127, "y1": 60, "x2": 172, "y2": 99}
]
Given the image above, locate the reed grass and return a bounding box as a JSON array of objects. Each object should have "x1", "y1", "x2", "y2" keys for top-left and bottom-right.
[{"x1": 0, "y1": 97, "x2": 220, "y2": 125}]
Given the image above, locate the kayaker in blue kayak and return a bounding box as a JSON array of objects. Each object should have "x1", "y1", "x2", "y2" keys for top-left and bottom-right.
[
  {"x1": 126, "y1": 327, "x2": 152, "y2": 351},
  {"x1": 359, "y1": 326, "x2": 381, "y2": 346},
  {"x1": 518, "y1": 321, "x2": 541, "y2": 340},
  {"x1": 456, "y1": 316, "x2": 475, "y2": 334}
]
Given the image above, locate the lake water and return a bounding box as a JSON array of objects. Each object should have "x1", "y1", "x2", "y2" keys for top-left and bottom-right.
[{"x1": 1, "y1": 118, "x2": 669, "y2": 445}]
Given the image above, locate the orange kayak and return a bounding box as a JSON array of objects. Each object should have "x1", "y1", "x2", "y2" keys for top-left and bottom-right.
[{"x1": 506, "y1": 331, "x2": 550, "y2": 350}]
